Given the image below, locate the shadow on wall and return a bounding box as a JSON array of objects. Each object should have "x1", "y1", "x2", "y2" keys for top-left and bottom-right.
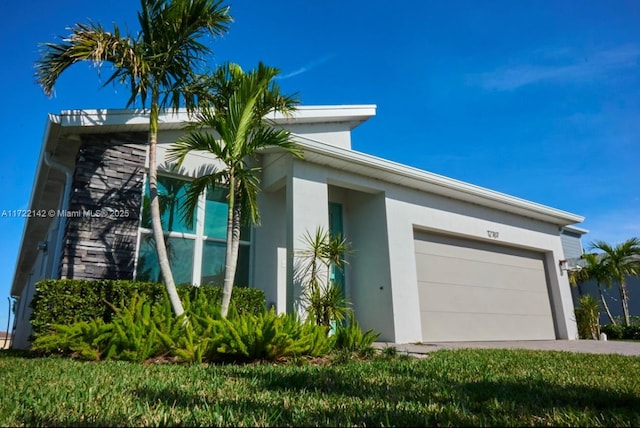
[{"x1": 61, "y1": 133, "x2": 146, "y2": 281}]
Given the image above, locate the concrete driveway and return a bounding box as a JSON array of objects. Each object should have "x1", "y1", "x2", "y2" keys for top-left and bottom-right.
[{"x1": 375, "y1": 340, "x2": 640, "y2": 357}]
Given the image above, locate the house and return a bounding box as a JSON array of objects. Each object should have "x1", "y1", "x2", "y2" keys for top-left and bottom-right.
[{"x1": 11, "y1": 105, "x2": 585, "y2": 349}]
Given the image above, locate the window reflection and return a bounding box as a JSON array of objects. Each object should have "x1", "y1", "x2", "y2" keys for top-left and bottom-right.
[
  {"x1": 136, "y1": 175, "x2": 251, "y2": 287},
  {"x1": 136, "y1": 233, "x2": 194, "y2": 285},
  {"x1": 140, "y1": 176, "x2": 195, "y2": 233}
]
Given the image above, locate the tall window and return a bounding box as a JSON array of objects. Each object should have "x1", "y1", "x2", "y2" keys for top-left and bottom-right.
[{"x1": 135, "y1": 174, "x2": 251, "y2": 286}]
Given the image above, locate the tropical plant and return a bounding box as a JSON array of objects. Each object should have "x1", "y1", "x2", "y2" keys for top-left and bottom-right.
[
  {"x1": 34, "y1": 0, "x2": 233, "y2": 316},
  {"x1": 167, "y1": 62, "x2": 301, "y2": 317},
  {"x1": 31, "y1": 289, "x2": 334, "y2": 363},
  {"x1": 574, "y1": 295, "x2": 601, "y2": 340},
  {"x1": 590, "y1": 238, "x2": 640, "y2": 326},
  {"x1": 333, "y1": 313, "x2": 380, "y2": 355},
  {"x1": 297, "y1": 227, "x2": 352, "y2": 327},
  {"x1": 570, "y1": 253, "x2": 616, "y2": 324}
]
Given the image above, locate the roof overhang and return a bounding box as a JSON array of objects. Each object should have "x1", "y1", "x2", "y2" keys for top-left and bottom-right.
[{"x1": 264, "y1": 136, "x2": 585, "y2": 227}]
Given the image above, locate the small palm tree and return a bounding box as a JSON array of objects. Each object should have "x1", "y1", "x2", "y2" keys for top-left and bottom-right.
[
  {"x1": 35, "y1": 0, "x2": 232, "y2": 316},
  {"x1": 571, "y1": 253, "x2": 616, "y2": 324},
  {"x1": 167, "y1": 62, "x2": 301, "y2": 318},
  {"x1": 297, "y1": 226, "x2": 352, "y2": 327},
  {"x1": 590, "y1": 238, "x2": 640, "y2": 326}
]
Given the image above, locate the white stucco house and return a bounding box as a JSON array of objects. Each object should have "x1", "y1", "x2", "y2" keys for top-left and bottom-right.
[{"x1": 11, "y1": 105, "x2": 586, "y2": 348}]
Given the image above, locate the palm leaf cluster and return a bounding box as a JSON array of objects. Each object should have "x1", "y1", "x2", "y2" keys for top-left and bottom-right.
[
  {"x1": 35, "y1": 0, "x2": 233, "y2": 317},
  {"x1": 36, "y1": 0, "x2": 232, "y2": 109},
  {"x1": 167, "y1": 63, "x2": 302, "y2": 317}
]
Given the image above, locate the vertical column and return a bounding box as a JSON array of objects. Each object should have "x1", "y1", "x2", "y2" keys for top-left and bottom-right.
[{"x1": 286, "y1": 161, "x2": 329, "y2": 315}]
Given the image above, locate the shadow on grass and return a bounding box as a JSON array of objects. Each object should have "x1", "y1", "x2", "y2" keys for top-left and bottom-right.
[{"x1": 130, "y1": 362, "x2": 640, "y2": 427}]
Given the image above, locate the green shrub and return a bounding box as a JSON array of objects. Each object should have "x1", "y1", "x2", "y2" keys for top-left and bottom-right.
[
  {"x1": 31, "y1": 318, "x2": 112, "y2": 361},
  {"x1": 574, "y1": 295, "x2": 600, "y2": 340},
  {"x1": 30, "y1": 279, "x2": 265, "y2": 337},
  {"x1": 31, "y1": 289, "x2": 333, "y2": 363},
  {"x1": 601, "y1": 324, "x2": 640, "y2": 341},
  {"x1": 333, "y1": 313, "x2": 380, "y2": 356}
]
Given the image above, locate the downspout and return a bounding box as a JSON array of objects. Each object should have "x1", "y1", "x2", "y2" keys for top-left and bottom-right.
[{"x1": 43, "y1": 152, "x2": 73, "y2": 279}]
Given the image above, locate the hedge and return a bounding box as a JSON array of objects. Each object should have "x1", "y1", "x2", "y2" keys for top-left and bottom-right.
[
  {"x1": 30, "y1": 279, "x2": 266, "y2": 336},
  {"x1": 600, "y1": 323, "x2": 640, "y2": 341}
]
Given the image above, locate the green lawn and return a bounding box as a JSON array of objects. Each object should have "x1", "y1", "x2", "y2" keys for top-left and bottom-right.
[{"x1": 1, "y1": 348, "x2": 639, "y2": 427}]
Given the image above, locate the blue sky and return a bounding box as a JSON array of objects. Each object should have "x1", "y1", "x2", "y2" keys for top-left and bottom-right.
[{"x1": 0, "y1": 0, "x2": 639, "y2": 332}]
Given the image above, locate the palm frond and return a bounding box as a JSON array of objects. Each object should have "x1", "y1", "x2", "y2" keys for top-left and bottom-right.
[
  {"x1": 167, "y1": 131, "x2": 225, "y2": 165},
  {"x1": 35, "y1": 23, "x2": 138, "y2": 97}
]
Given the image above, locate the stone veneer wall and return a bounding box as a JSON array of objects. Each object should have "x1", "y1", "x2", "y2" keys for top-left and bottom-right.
[{"x1": 60, "y1": 133, "x2": 147, "y2": 280}]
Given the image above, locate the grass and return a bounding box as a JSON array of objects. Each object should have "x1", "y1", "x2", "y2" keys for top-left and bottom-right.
[{"x1": 1, "y1": 348, "x2": 639, "y2": 427}]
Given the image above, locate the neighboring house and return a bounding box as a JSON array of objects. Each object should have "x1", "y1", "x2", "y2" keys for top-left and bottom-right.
[
  {"x1": 0, "y1": 332, "x2": 11, "y2": 350},
  {"x1": 11, "y1": 105, "x2": 585, "y2": 349},
  {"x1": 561, "y1": 226, "x2": 640, "y2": 323}
]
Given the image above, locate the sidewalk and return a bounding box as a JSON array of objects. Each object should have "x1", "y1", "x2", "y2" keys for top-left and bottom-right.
[{"x1": 374, "y1": 340, "x2": 640, "y2": 358}]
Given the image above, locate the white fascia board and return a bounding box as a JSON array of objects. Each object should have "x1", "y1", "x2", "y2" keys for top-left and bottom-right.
[
  {"x1": 54, "y1": 105, "x2": 377, "y2": 132},
  {"x1": 562, "y1": 225, "x2": 589, "y2": 235},
  {"x1": 266, "y1": 105, "x2": 377, "y2": 127},
  {"x1": 282, "y1": 137, "x2": 585, "y2": 226},
  {"x1": 56, "y1": 108, "x2": 193, "y2": 130}
]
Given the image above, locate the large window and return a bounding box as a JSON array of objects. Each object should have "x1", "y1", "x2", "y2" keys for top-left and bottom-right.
[{"x1": 135, "y1": 175, "x2": 251, "y2": 286}]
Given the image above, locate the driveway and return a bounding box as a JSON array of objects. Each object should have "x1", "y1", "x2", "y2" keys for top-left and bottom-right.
[{"x1": 374, "y1": 340, "x2": 640, "y2": 357}]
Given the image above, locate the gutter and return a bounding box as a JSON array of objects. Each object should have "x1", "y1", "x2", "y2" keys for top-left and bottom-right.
[{"x1": 43, "y1": 152, "x2": 73, "y2": 278}]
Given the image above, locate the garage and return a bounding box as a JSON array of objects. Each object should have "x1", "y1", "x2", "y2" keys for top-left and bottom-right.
[{"x1": 414, "y1": 231, "x2": 556, "y2": 342}]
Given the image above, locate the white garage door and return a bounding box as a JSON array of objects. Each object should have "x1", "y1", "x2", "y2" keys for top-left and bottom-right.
[{"x1": 415, "y1": 232, "x2": 556, "y2": 342}]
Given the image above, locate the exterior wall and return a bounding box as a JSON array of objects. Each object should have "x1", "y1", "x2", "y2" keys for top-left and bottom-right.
[
  {"x1": 560, "y1": 228, "x2": 584, "y2": 261},
  {"x1": 253, "y1": 187, "x2": 287, "y2": 312},
  {"x1": 268, "y1": 156, "x2": 578, "y2": 343},
  {"x1": 287, "y1": 123, "x2": 353, "y2": 149},
  {"x1": 383, "y1": 185, "x2": 577, "y2": 341},
  {"x1": 11, "y1": 222, "x2": 57, "y2": 349},
  {"x1": 571, "y1": 276, "x2": 640, "y2": 323},
  {"x1": 60, "y1": 134, "x2": 146, "y2": 280},
  {"x1": 343, "y1": 190, "x2": 396, "y2": 341},
  {"x1": 286, "y1": 161, "x2": 330, "y2": 316}
]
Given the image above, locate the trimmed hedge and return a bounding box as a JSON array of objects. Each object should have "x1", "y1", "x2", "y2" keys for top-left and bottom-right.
[
  {"x1": 30, "y1": 279, "x2": 266, "y2": 336},
  {"x1": 600, "y1": 323, "x2": 640, "y2": 341}
]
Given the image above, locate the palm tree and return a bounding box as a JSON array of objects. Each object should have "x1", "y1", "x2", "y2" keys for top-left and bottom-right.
[
  {"x1": 166, "y1": 62, "x2": 302, "y2": 317},
  {"x1": 34, "y1": 0, "x2": 232, "y2": 316},
  {"x1": 590, "y1": 238, "x2": 640, "y2": 326},
  {"x1": 297, "y1": 227, "x2": 352, "y2": 327},
  {"x1": 570, "y1": 253, "x2": 616, "y2": 324}
]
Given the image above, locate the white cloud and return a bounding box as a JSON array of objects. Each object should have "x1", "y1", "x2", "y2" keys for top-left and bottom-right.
[
  {"x1": 471, "y1": 45, "x2": 640, "y2": 91},
  {"x1": 277, "y1": 54, "x2": 335, "y2": 80}
]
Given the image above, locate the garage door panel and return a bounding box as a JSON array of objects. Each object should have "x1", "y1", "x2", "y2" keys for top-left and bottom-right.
[
  {"x1": 417, "y1": 281, "x2": 554, "y2": 316},
  {"x1": 415, "y1": 254, "x2": 547, "y2": 293},
  {"x1": 414, "y1": 232, "x2": 555, "y2": 342},
  {"x1": 415, "y1": 239, "x2": 543, "y2": 270},
  {"x1": 420, "y1": 312, "x2": 556, "y2": 342}
]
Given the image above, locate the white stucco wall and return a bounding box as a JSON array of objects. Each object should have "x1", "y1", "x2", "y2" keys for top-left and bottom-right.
[
  {"x1": 12, "y1": 221, "x2": 58, "y2": 349},
  {"x1": 382, "y1": 184, "x2": 578, "y2": 342},
  {"x1": 265, "y1": 156, "x2": 579, "y2": 343},
  {"x1": 286, "y1": 161, "x2": 330, "y2": 316}
]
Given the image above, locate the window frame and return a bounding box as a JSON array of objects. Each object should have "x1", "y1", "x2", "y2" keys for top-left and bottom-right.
[{"x1": 133, "y1": 172, "x2": 252, "y2": 287}]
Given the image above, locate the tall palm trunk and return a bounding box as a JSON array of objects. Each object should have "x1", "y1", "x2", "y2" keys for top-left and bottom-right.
[
  {"x1": 597, "y1": 282, "x2": 616, "y2": 325},
  {"x1": 148, "y1": 90, "x2": 184, "y2": 316},
  {"x1": 221, "y1": 175, "x2": 241, "y2": 318},
  {"x1": 619, "y1": 280, "x2": 631, "y2": 326}
]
